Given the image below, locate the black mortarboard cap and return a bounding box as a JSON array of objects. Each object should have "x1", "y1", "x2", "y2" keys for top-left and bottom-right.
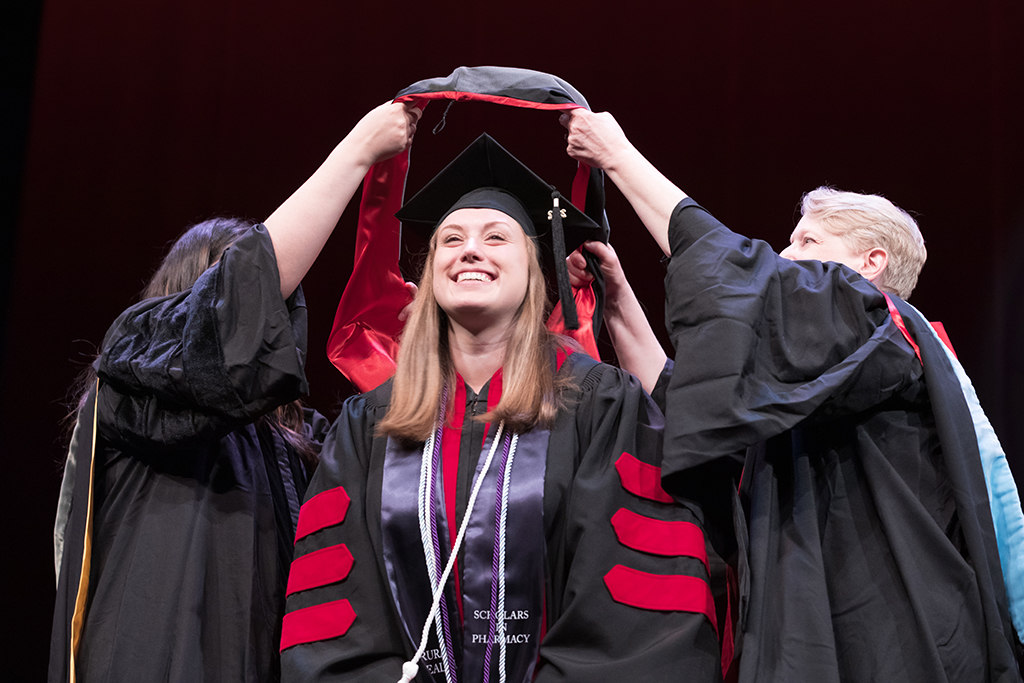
[{"x1": 396, "y1": 134, "x2": 605, "y2": 329}]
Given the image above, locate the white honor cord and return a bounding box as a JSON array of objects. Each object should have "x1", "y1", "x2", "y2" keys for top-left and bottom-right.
[
  {"x1": 415, "y1": 427, "x2": 453, "y2": 683},
  {"x1": 418, "y1": 428, "x2": 439, "y2": 588},
  {"x1": 496, "y1": 433, "x2": 518, "y2": 683},
  {"x1": 398, "y1": 421, "x2": 508, "y2": 683}
]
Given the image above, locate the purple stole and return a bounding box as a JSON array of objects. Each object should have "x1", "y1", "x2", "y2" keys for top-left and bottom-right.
[{"x1": 381, "y1": 425, "x2": 549, "y2": 683}]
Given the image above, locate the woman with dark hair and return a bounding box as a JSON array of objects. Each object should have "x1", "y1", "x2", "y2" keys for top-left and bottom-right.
[
  {"x1": 49, "y1": 101, "x2": 421, "y2": 683},
  {"x1": 280, "y1": 136, "x2": 720, "y2": 683}
]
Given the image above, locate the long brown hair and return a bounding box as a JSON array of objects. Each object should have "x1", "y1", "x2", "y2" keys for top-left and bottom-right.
[
  {"x1": 67, "y1": 217, "x2": 317, "y2": 469},
  {"x1": 378, "y1": 227, "x2": 572, "y2": 442}
]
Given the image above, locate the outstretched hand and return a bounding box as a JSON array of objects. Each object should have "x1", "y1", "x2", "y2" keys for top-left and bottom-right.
[
  {"x1": 348, "y1": 101, "x2": 422, "y2": 168},
  {"x1": 263, "y1": 101, "x2": 421, "y2": 299},
  {"x1": 559, "y1": 109, "x2": 633, "y2": 172},
  {"x1": 560, "y1": 108, "x2": 684, "y2": 257}
]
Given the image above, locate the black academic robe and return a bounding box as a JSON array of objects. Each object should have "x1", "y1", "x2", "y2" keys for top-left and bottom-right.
[
  {"x1": 49, "y1": 225, "x2": 326, "y2": 683},
  {"x1": 660, "y1": 198, "x2": 1021, "y2": 682},
  {"x1": 281, "y1": 352, "x2": 721, "y2": 682}
]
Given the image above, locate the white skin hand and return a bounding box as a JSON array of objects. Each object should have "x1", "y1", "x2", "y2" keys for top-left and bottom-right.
[
  {"x1": 566, "y1": 241, "x2": 628, "y2": 302},
  {"x1": 559, "y1": 109, "x2": 685, "y2": 257},
  {"x1": 559, "y1": 109, "x2": 635, "y2": 172},
  {"x1": 566, "y1": 242, "x2": 666, "y2": 393}
]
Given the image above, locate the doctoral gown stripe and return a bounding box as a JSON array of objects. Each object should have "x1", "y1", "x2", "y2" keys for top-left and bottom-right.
[
  {"x1": 295, "y1": 487, "x2": 351, "y2": 542},
  {"x1": 603, "y1": 565, "x2": 718, "y2": 632},
  {"x1": 610, "y1": 509, "x2": 710, "y2": 572},
  {"x1": 286, "y1": 544, "x2": 355, "y2": 596},
  {"x1": 280, "y1": 599, "x2": 357, "y2": 651},
  {"x1": 614, "y1": 452, "x2": 675, "y2": 503}
]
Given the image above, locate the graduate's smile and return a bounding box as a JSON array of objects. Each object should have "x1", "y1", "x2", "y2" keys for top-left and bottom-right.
[
  {"x1": 454, "y1": 269, "x2": 495, "y2": 284},
  {"x1": 433, "y1": 208, "x2": 530, "y2": 330}
]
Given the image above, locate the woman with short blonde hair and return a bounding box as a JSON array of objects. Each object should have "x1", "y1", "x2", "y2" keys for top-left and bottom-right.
[{"x1": 800, "y1": 186, "x2": 927, "y2": 299}]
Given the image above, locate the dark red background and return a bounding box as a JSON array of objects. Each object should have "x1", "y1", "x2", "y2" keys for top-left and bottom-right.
[{"x1": 4, "y1": 0, "x2": 1023, "y2": 677}]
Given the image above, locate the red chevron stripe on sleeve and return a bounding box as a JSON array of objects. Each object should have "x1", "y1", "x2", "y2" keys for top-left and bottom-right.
[
  {"x1": 295, "y1": 486, "x2": 351, "y2": 542},
  {"x1": 280, "y1": 599, "x2": 357, "y2": 651},
  {"x1": 614, "y1": 452, "x2": 674, "y2": 503},
  {"x1": 286, "y1": 544, "x2": 354, "y2": 597},
  {"x1": 610, "y1": 509, "x2": 710, "y2": 574},
  {"x1": 603, "y1": 565, "x2": 717, "y2": 633}
]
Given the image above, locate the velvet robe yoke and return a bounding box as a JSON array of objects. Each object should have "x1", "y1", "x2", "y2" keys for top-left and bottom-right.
[
  {"x1": 661, "y1": 198, "x2": 1021, "y2": 683},
  {"x1": 49, "y1": 226, "x2": 324, "y2": 683},
  {"x1": 281, "y1": 354, "x2": 722, "y2": 683}
]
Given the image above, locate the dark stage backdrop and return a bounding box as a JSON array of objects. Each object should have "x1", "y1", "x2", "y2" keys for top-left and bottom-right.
[{"x1": 4, "y1": 0, "x2": 1023, "y2": 677}]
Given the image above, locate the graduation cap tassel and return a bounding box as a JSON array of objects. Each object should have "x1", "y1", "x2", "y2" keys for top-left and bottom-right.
[{"x1": 549, "y1": 191, "x2": 578, "y2": 330}]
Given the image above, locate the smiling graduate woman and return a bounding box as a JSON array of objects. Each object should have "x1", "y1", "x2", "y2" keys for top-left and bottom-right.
[{"x1": 279, "y1": 136, "x2": 721, "y2": 683}]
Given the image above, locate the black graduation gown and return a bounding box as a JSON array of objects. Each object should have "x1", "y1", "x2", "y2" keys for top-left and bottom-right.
[
  {"x1": 281, "y1": 353, "x2": 721, "y2": 682},
  {"x1": 659, "y1": 198, "x2": 1021, "y2": 682},
  {"x1": 49, "y1": 225, "x2": 326, "y2": 683}
]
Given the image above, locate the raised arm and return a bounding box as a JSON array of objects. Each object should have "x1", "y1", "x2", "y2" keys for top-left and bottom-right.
[
  {"x1": 265, "y1": 101, "x2": 421, "y2": 298},
  {"x1": 560, "y1": 109, "x2": 685, "y2": 256},
  {"x1": 567, "y1": 242, "x2": 667, "y2": 394}
]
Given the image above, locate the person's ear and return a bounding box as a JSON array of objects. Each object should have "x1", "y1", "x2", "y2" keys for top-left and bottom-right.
[{"x1": 861, "y1": 247, "x2": 889, "y2": 283}]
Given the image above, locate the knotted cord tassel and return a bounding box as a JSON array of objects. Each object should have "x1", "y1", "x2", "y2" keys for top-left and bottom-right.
[{"x1": 398, "y1": 661, "x2": 419, "y2": 683}]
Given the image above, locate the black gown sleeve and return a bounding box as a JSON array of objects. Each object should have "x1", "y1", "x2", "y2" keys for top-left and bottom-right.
[
  {"x1": 535, "y1": 361, "x2": 721, "y2": 682},
  {"x1": 649, "y1": 357, "x2": 674, "y2": 414},
  {"x1": 94, "y1": 224, "x2": 309, "y2": 450},
  {"x1": 661, "y1": 198, "x2": 921, "y2": 481},
  {"x1": 281, "y1": 386, "x2": 411, "y2": 682}
]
